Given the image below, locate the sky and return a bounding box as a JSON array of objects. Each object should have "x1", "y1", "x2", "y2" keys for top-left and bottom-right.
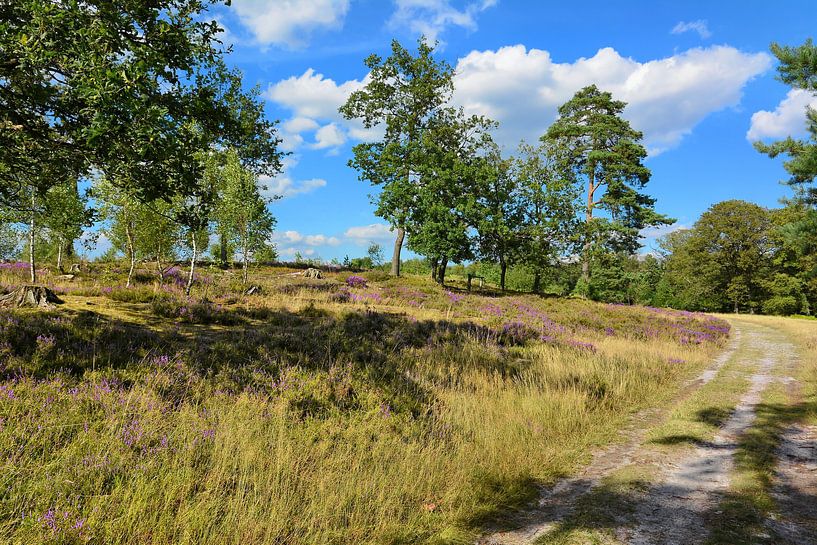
[{"x1": 101, "y1": 0, "x2": 817, "y2": 261}]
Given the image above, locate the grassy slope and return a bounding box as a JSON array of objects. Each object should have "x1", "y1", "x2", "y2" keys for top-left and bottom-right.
[{"x1": 0, "y1": 266, "x2": 730, "y2": 544}]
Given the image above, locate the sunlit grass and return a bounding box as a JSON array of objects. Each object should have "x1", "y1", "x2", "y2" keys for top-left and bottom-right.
[{"x1": 0, "y1": 264, "x2": 729, "y2": 544}]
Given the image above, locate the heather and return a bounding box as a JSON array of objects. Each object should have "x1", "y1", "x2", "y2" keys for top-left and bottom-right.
[{"x1": 0, "y1": 265, "x2": 728, "y2": 544}]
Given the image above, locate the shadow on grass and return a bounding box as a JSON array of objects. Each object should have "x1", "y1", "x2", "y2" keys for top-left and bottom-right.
[{"x1": 0, "y1": 304, "x2": 535, "y2": 417}]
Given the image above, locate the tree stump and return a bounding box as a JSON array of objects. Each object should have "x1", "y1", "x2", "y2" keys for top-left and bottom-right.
[
  {"x1": 303, "y1": 268, "x2": 323, "y2": 279},
  {"x1": 244, "y1": 285, "x2": 262, "y2": 296},
  {"x1": 0, "y1": 285, "x2": 64, "y2": 309}
]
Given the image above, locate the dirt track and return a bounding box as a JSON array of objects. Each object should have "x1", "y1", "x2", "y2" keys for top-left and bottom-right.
[{"x1": 480, "y1": 320, "x2": 815, "y2": 545}]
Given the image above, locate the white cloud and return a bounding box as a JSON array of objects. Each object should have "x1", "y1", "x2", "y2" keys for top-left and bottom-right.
[
  {"x1": 452, "y1": 45, "x2": 771, "y2": 153},
  {"x1": 640, "y1": 222, "x2": 689, "y2": 240},
  {"x1": 283, "y1": 116, "x2": 320, "y2": 133},
  {"x1": 306, "y1": 234, "x2": 342, "y2": 246},
  {"x1": 278, "y1": 246, "x2": 316, "y2": 257},
  {"x1": 265, "y1": 68, "x2": 365, "y2": 119},
  {"x1": 747, "y1": 89, "x2": 817, "y2": 141},
  {"x1": 265, "y1": 69, "x2": 370, "y2": 152},
  {"x1": 260, "y1": 175, "x2": 327, "y2": 199},
  {"x1": 311, "y1": 122, "x2": 346, "y2": 149},
  {"x1": 671, "y1": 20, "x2": 712, "y2": 39},
  {"x1": 389, "y1": 0, "x2": 498, "y2": 43},
  {"x1": 266, "y1": 45, "x2": 770, "y2": 155},
  {"x1": 344, "y1": 223, "x2": 395, "y2": 243},
  {"x1": 229, "y1": 0, "x2": 350, "y2": 47},
  {"x1": 272, "y1": 230, "x2": 340, "y2": 259}
]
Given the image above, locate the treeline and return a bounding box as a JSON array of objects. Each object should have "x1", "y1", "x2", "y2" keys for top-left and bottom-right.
[
  {"x1": 442, "y1": 199, "x2": 815, "y2": 316},
  {"x1": 340, "y1": 38, "x2": 817, "y2": 316}
]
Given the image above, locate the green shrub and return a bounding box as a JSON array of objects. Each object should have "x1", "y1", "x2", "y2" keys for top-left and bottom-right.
[{"x1": 761, "y1": 295, "x2": 799, "y2": 316}]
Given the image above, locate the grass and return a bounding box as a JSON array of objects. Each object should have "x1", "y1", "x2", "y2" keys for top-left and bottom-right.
[{"x1": 0, "y1": 263, "x2": 730, "y2": 544}]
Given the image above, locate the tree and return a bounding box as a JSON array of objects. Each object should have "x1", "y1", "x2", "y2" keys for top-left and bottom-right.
[
  {"x1": 1, "y1": 0, "x2": 282, "y2": 207},
  {"x1": 340, "y1": 38, "x2": 454, "y2": 277},
  {"x1": 367, "y1": 243, "x2": 384, "y2": 267},
  {"x1": 544, "y1": 85, "x2": 673, "y2": 286},
  {"x1": 405, "y1": 109, "x2": 495, "y2": 285},
  {"x1": 513, "y1": 141, "x2": 583, "y2": 292},
  {"x1": 473, "y1": 149, "x2": 524, "y2": 291},
  {"x1": 661, "y1": 200, "x2": 774, "y2": 312},
  {"x1": 96, "y1": 180, "x2": 180, "y2": 287},
  {"x1": 755, "y1": 39, "x2": 817, "y2": 200},
  {"x1": 214, "y1": 150, "x2": 278, "y2": 284},
  {"x1": 42, "y1": 182, "x2": 91, "y2": 272}
]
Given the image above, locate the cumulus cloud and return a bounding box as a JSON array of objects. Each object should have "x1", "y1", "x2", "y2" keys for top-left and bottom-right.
[
  {"x1": 266, "y1": 45, "x2": 770, "y2": 155},
  {"x1": 747, "y1": 89, "x2": 817, "y2": 141},
  {"x1": 275, "y1": 231, "x2": 341, "y2": 246},
  {"x1": 344, "y1": 223, "x2": 395, "y2": 244},
  {"x1": 311, "y1": 122, "x2": 346, "y2": 150},
  {"x1": 272, "y1": 230, "x2": 341, "y2": 259},
  {"x1": 671, "y1": 20, "x2": 712, "y2": 39},
  {"x1": 389, "y1": 0, "x2": 498, "y2": 43},
  {"x1": 265, "y1": 69, "x2": 371, "y2": 152},
  {"x1": 229, "y1": 0, "x2": 350, "y2": 47},
  {"x1": 452, "y1": 45, "x2": 771, "y2": 153},
  {"x1": 265, "y1": 68, "x2": 365, "y2": 119}
]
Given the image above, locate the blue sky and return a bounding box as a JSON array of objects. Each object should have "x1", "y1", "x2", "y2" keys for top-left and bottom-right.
[{"x1": 112, "y1": 1, "x2": 817, "y2": 261}]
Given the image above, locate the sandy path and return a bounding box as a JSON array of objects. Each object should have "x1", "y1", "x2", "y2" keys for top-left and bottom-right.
[
  {"x1": 477, "y1": 328, "x2": 743, "y2": 545},
  {"x1": 479, "y1": 320, "x2": 817, "y2": 545},
  {"x1": 620, "y1": 324, "x2": 792, "y2": 545}
]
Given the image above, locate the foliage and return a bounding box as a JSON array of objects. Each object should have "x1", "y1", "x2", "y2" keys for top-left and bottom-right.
[
  {"x1": 0, "y1": 0, "x2": 282, "y2": 206},
  {"x1": 212, "y1": 149, "x2": 278, "y2": 283},
  {"x1": 755, "y1": 39, "x2": 817, "y2": 201},
  {"x1": 340, "y1": 38, "x2": 455, "y2": 276},
  {"x1": 544, "y1": 85, "x2": 673, "y2": 281},
  {"x1": 659, "y1": 200, "x2": 775, "y2": 312}
]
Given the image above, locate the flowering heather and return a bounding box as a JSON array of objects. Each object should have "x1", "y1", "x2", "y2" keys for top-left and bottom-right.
[
  {"x1": 499, "y1": 321, "x2": 537, "y2": 345},
  {"x1": 345, "y1": 275, "x2": 367, "y2": 288},
  {"x1": 0, "y1": 261, "x2": 29, "y2": 271},
  {"x1": 480, "y1": 303, "x2": 504, "y2": 317},
  {"x1": 0, "y1": 268, "x2": 736, "y2": 545}
]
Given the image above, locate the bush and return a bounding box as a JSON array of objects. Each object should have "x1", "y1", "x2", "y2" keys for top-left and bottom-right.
[{"x1": 762, "y1": 295, "x2": 800, "y2": 316}]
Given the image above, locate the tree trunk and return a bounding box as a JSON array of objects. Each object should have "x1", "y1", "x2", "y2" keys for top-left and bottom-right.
[
  {"x1": 125, "y1": 221, "x2": 135, "y2": 288},
  {"x1": 241, "y1": 232, "x2": 249, "y2": 284},
  {"x1": 29, "y1": 194, "x2": 36, "y2": 284},
  {"x1": 186, "y1": 233, "x2": 198, "y2": 297},
  {"x1": 156, "y1": 255, "x2": 165, "y2": 285},
  {"x1": 430, "y1": 258, "x2": 439, "y2": 281},
  {"x1": 390, "y1": 227, "x2": 405, "y2": 277},
  {"x1": 438, "y1": 257, "x2": 448, "y2": 286},
  {"x1": 56, "y1": 239, "x2": 63, "y2": 273},
  {"x1": 533, "y1": 271, "x2": 541, "y2": 293},
  {"x1": 500, "y1": 258, "x2": 507, "y2": 292},
  {"x1": 582, "y1": 169, "x2": 595, "y2": 282},
  {"x1": 220, "y1": 231, "x2": 228, "y2": 269}
]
